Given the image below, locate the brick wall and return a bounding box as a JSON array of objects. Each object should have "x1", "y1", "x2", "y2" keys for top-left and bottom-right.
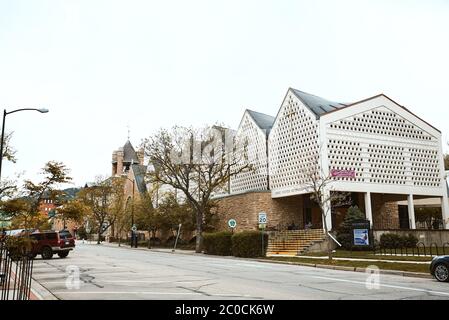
[
  {"x1": 213, "y1": 192, "x2": 304, "y2": 232},
  {"x1": 371, "y1": 193, "x2": 400, "y2": 229}
]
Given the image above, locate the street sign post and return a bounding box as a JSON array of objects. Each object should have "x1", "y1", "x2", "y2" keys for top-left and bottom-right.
[
  {"x1": 258, "y1": 212, "x2": 267, "y2": 256},
  {"x1": 258, "y1": 212, "x2": 267, "y2": 227},
  {"x1": 173, "y1": 223, "x2": 182, "y2": 252}
]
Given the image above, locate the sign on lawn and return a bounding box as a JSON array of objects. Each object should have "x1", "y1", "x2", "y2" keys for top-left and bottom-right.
[
  {"x1": 353, "y1": 229, "x2": 369, "y2": 246},
  {"x1": 228, "y1": 219, "x2": 237, "y2": 229}
]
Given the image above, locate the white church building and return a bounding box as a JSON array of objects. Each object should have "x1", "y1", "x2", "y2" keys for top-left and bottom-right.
[{"x1": 218, "y1": 88, "x2": 449, "y2": 233}]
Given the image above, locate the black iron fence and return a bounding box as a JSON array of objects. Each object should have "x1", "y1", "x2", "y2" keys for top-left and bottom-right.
[
  {"x1": 374, "y1": 241, "x2": 449, "y2": 257},
  {"x1": 0, "y1": 239, "x2": 34, "y2": 300}
]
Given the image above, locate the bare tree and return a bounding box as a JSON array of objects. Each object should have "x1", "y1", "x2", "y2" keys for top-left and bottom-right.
[
  {"x1": 142, "y1": 125, "x2": 252, "y2": 253},
  {"x1": 300, "y1": 151, "x2": 350, "y2": 261}
]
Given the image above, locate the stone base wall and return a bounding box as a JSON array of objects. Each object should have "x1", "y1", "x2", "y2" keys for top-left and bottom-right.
[
  {"x1": 213, "y1": 191, "x2": 303, "y2": 232},
  {"x1": 374, "y1": 230, "x2": 449, "y2": 247}
]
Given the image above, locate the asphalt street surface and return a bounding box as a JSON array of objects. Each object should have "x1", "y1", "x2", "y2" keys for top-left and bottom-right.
[{"x1": 31, "y1": 242, "x2": 449, "y2": 300}]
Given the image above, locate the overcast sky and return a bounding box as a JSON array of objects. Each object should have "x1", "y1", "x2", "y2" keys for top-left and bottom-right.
[{"x1": 0, "y1": 0, "x2": 448, "y2": 188}]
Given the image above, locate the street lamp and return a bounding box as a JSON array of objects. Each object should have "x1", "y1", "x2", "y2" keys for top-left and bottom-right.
[
  {"x1": 0, "y1": 108, "x2": 49, "y2": 180},
  {"x1": 121, "y1": 175, "x2": 136, "y2": 248}
]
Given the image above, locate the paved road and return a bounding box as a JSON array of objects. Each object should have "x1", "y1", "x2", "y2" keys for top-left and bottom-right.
[{"x1": 31, "y1": 242, "x2": 449, "y2": 300}]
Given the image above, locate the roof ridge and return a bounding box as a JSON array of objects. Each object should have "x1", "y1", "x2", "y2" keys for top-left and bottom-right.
[{"x1": 246, "y1": 109, "x2": 275, "y2": 118}]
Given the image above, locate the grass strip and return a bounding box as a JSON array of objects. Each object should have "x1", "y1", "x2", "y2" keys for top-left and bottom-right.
[{"x1": 264, "y1": 256, "x2": 430, "y2": 274}]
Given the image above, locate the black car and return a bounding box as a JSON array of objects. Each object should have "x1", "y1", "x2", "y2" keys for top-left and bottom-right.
[{"x1": 430, "y1": 256, "x2": 449, "y2": 282}]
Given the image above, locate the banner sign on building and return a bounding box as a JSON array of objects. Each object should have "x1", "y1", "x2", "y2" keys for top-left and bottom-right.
[{"x1": 331, "y1": 169, "x2": 356, "y2": 178}]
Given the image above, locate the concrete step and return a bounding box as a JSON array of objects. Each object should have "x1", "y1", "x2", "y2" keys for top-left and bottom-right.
[{"x1": 267, "y1": 229, "x2": 327, "y2": 256}]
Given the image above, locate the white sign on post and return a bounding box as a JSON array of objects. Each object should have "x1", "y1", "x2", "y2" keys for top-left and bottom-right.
[{"x1": 258, "y1": 212, "x2": 267, "y2": 224}]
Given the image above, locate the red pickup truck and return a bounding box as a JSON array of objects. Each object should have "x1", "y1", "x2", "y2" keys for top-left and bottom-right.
[{"x1": 29, "y1": 230, "x2": 75, "y2": 259}]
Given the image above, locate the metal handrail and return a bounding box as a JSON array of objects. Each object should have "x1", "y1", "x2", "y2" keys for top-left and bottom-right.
[{"x1": 327, "y1": 232, "x2": 342, "y2": 247}]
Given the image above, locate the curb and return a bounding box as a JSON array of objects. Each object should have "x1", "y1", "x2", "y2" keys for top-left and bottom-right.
[
  {"x1": 247, "y1": 258, "x2": 432, "y2": 279},
  {"x1": 30, "y1": 277, "x2": 59, "y2": 300}
]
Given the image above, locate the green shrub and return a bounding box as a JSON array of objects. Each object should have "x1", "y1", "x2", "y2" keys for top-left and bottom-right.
[
  {"x1": 379, "y1": 233, "x2": 418, "y2": 248},
  {"x1": 203, "y1": 232, "x2": 233, "y2": 256},
  {"x1": 403, "y1": 233, "x2": 419, "y2": 248},
  {"x1": 379, "y1": 233, "x2": 402, "y2": 248},
  {"x1": 231, "y1": 231, "x2": 268, "y2": 258}
]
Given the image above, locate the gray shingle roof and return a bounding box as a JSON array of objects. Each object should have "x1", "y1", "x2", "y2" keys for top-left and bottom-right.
[
  {"x1": 290, "y1": 88, "x2": 346, "y2": 118},
  {"x1": 131, "y1": 164, "x2": 148, "y2": 194},
  {"x1": 246, "y1": 110, "x2": 275, "y2": 134},
  {"x1": 123, "y1": 140, "x2": 140, "y2": 164}
]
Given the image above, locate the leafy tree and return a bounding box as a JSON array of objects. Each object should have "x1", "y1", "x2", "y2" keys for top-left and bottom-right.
[
  {"x1": 0, "y1": 132, "x2": 19, "y2": 200},
  {"x1": 23, "y1": 161, "x2": 72, "y2": 214},
  {"x1": 56, "y1": 199, "x2": 89, "y2": 229},
  {"x1": 1, "y1": 132, "x2": 17, "y2": 163},
  {"x1": 143, "y1": 125, "x2": 251, "y2": 252},
  {"x1": 78, "y1": 177, "x2": 124, "y2": 244},
  {"x1": 2, "y1": 161, "x2": 72, "y2": 230},
  {"x1": 109, "y1": 178, "x2": 129, "y2": 246},
  {"x1": 444, "y1": 153, "x2": 449, "y2": 171},
  {"x1": 157, "y1": 192, "x2": 196, "y2": 237},
  {"x1": 134, "y1": 193, "x2": 159, "y2": 242}
]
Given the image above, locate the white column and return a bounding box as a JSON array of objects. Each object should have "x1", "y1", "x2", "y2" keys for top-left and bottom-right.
[
  {"x1": 322, "y1": 189, "x2": 332, "y2": 232},
  {"x1": 364, "y1": 192, "x2": 373, "y2": 227},
  {"x1": 408, "y1": 194, "x2": 416, "y2": 229},
  {"x1": 442, "y1": 194, "x2": 449, "y2": 230}
]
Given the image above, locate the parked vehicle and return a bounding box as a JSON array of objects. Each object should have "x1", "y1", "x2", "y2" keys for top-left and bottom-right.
[
  {"x1": 29, "y1": 230, "x2": 75, "y2": 259},
  {"x1": 430, "y1": 255, "x2": 449, "y2": 282}
]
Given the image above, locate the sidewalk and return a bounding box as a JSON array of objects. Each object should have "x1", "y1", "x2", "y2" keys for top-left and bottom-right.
[{"x1": 80, "y1": 240, "x2": 197, "y2": 255}]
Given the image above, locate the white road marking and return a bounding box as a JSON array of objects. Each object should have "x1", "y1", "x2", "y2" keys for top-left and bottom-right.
[
  {"x1": 52, "y1": 291, "x2": 252, "y2": 297},
  {"x1": 236, "y1": 263, "x2": 275, "y2": 269},
  {"x1": 52, "y1": 291, "x2": 203, "y2": 295},
  {"x1": 39, "y1": 280, "x2": 194, "y2": 284},
  {"x1": 312, "y1": 276, "x2": 449, "y2": 297}
]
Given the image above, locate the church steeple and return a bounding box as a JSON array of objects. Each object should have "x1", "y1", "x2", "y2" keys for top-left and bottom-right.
[{"x1": 112, "y1": 140, "x2": 144, "y2": 176}]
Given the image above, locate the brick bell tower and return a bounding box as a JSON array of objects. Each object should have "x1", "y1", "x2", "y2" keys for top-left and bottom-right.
[{"x1": 111, "y1": 140, "x2": 144, "y2": 177}]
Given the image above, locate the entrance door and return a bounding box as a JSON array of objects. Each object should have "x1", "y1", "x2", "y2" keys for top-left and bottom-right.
[
  {"x1": 304, "y1": 207, "x2": 312, "y2": 229},
  {"x1": 398, "y1": 205, "x2": 410, "y2": 229}
]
